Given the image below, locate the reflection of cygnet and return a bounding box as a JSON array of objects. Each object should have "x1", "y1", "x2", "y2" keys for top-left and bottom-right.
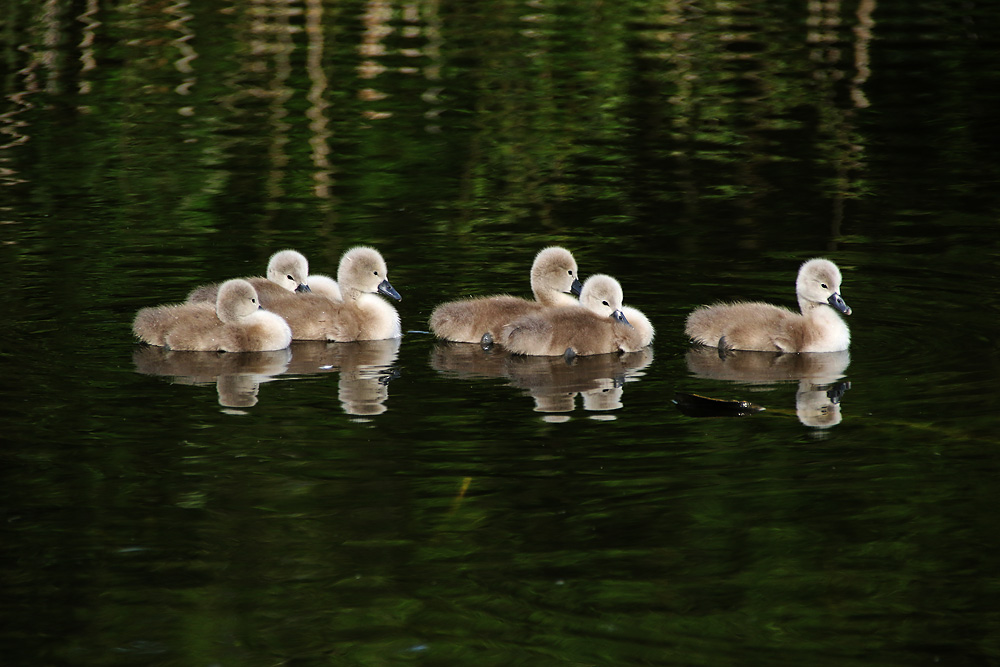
[
  {"x1": 685, "y1": 347, "x2": 851, "y2": 428},
  {"x1": 339, "y1": 378, "x2": 389, "y2": 416},
  {"x1": 531, "y1": 383, "x2": 624, "y2": 416},
  {"x1": 796, "y1": 381, "x2": 850, "y2": 428},
  {"x1": 531, "y1": 391, "x2": 577, "y2": 414},
  {"x1": 285, "y1": 338, "x2": 401, "y2": 416},
  {"x1": 132, "y1": 346, "x2": 291, "y2": 408},
  {"x1": 581, "y1": 382, "x2": 624, "y2": 412},
  {"x1": 337, "y1": 338, "x2": 400, "y2": 416},
  {"x1": 431, "y1": 343, "x2": 652, "y2": 419},
  {"x1": 216, "y1": 373, "x2": 262, "y2": 409},
  {"x1": 685, "y1": 348, "x2": 850, "y2": 384}
]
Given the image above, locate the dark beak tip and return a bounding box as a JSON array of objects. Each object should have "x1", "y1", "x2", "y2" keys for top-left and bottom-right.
[
  {"x1": 570, "y1": 278, "x2": 583, "y2": 297},
  {"x1": 296, "y1": 283, "x2": 311, "y2": 293},
  {"x1": 378, "y1": 279, "x2": 402, "y2": 301},
  {"x1": 827, "y1": 293, "x2": 850, "y2": 315}
]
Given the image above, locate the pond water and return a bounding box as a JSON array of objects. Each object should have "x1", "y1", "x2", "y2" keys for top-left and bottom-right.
[{"x1": 3, "y1": 0, "x2": 1000, "y2": 664}]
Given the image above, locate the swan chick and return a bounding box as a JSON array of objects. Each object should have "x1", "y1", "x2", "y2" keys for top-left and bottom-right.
[
  {"x1": 134, "y1": 279, "x2": 292, "y2": 352},
  {"x1": 187, "y1": 249, "x2": 312, "y2": 304},
  {"x1": 430, "y1": 246, "x2": 583, "y2": 343},
  {"x1": 501, "y1": 274, "x2": 653, "y2": 357},
  {"x1": 684, "y1": 258, "x2": 851, "y2": 353}
]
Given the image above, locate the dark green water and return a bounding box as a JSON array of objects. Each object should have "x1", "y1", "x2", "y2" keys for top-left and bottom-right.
[{"x1": 2, "y1": 0, "x2": 1000, "y2": 664}]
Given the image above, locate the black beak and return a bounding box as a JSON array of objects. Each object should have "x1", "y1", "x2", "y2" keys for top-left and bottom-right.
[
  {"x1": 378, "y1": 278, "x2": 402, "y2": 301},
  {"x1": 827, "y1": 292, "x2": 851, "y2": 315},
  {"x1": 296, "y1": 283, "x2": 311, "y2": 293},
  {"x1": 611, "y1": 309, "x2": 632, "y2": 328},
  {"x1": 570, "y1": 278, "x2": 583, "y2": 297}
]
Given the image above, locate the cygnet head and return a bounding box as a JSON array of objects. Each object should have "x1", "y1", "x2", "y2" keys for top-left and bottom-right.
[
  {"x1": 216, "y1": 279, "x2": 262, "y2": 323},
  {"x1": 579, "y1": 274, "x2": 630, "y2": 327},
  {"x1": 266, "y1": 249, "x2": 312, "y2": 293},
  {"x1": 337, "y1": 246, "x2": 401, "y2": 301},
  {"x1": 531, "y1": 246, "x2": 583, "y2": 299},
  {"x1": 797, "y1": 258, "x2": 851, "y2": 315}
]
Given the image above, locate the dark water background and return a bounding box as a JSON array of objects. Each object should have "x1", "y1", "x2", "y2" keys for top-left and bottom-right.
[{"x1": 2, "y1": 0, "x2": 1000, "y2": 664}]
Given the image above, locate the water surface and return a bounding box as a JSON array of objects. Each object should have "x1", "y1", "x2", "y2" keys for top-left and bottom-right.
[{"x1": 2, "y1": 0, "x2": 1000, "y2": 664}]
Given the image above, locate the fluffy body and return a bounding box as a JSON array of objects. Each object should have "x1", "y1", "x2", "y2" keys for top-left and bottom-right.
[
  {"x1": 133, "y1": 279, "x2": 292, "y2": 352},
  {"x1": 684, "y1": 258, "x2": 851, "y2": 353},
  {"x1": 306, "y1": 274, "x2": 342, "y2": 302},
  {"x1": 502, "y1": 274, "x2": 654, "y2": 356},
  {"x1": 429, "y1": 246, "x2": 583, "y2": 343}
]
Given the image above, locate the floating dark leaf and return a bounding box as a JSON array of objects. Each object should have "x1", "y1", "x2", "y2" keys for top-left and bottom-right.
[{"x1": 673, "y1": 392, "x2": 765, "y2": 418}]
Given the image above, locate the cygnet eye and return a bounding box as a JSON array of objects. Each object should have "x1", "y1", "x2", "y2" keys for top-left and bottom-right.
[
  {"x1": 252, "y1": 298, "x2": 257, "y2": 304},
  {"x1": 821, "y1": 283, "x2": 829, "y2": 289},
  {"x1": 568, "y1": 270, "x2": 574, "y2": 275},
  {"x1": 373, "y1": 270, "x2": 380, "y2": 276},
  {"x1": 287, "y1": 274, "x2": 294, "y2": 281},
  {"x1": 602, "y1": 300, "x2": 609, "y2": 307}
]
